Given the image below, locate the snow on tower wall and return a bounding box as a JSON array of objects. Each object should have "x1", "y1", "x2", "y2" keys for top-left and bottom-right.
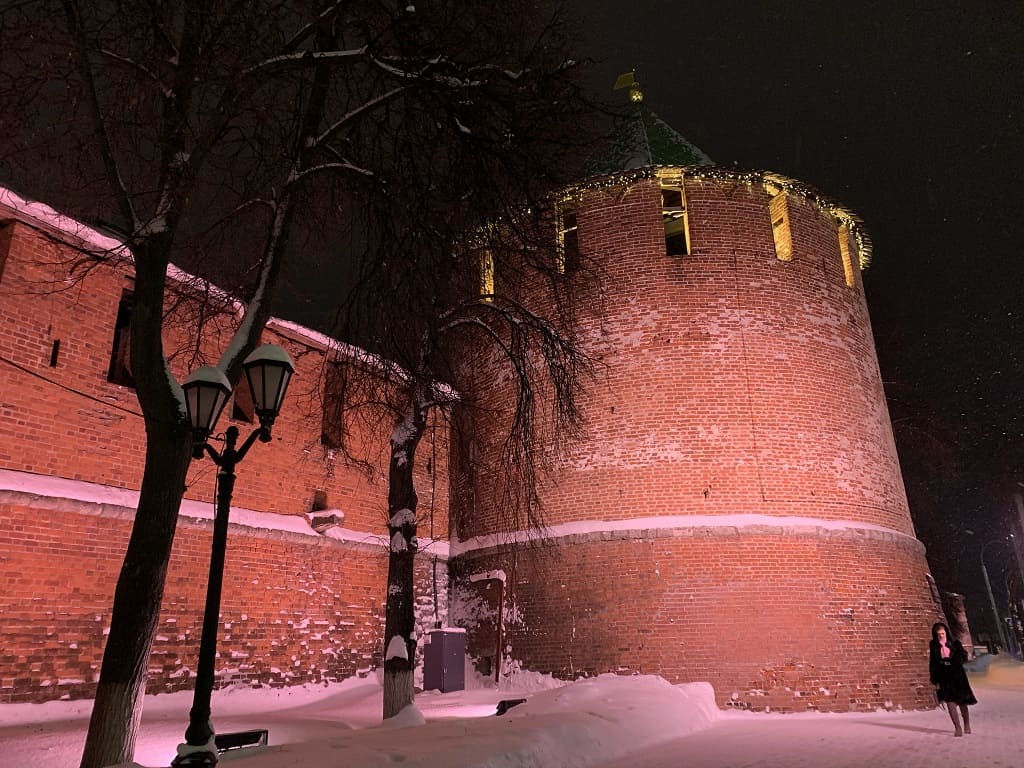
[
  {"x1": 0, "y1": 204, "x2": 450, "y2": 703},
  {"x1": 450, "y1": 169, "x2": 943, "y2": 712}
]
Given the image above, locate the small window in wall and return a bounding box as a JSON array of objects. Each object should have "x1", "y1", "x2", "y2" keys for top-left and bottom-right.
[
  {"x1": 768, "y1": 191, "x2": 793, "y2": 262},
  {"x1": 661, "y1": 185, "x2": 690, "y2": 256},
  {"x1": 479, "y1": 250, "x2": 494, "y2": 302},
  {"x1": 231, "y1": 375, "x2": 254, "y2": 422},
  {"x1": 321, "y1": 362, "x2": 346, "y2": 450},
  {"x1": 556, "y1": 203, "x2": 580, "y2": 273},
  {"x1": 838, "y1": 224, "x2": 856, "y2": 287},
  {"x1": 106, "y1": 290, "x2": 134, "y2": 387},
  {"x1": 311, "y1": 489, "x2": 329, "y2": 512}
]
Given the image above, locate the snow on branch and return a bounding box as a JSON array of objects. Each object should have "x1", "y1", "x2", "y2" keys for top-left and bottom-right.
[
  {"x1": 463, "y1": 62, "x2": 526, "y2": 81},
  {"x1": 241, "y1": 45, "x2": 369, "y2": 79},
  {"x1": 280, "y1": 2, "x2": 345, "y2": 54},
  {"x1": 369, "y1": 53, "x2": 569, "y2": 88},
  {"x1": 310, "y1": 86, "x2": 407, "y2": 149},
  {"x1": 287, "y1": 161, "x2": 374, "y2": 187},
  {"x1": 368, "y1": 53, "x2": 481, "y2": 88}
]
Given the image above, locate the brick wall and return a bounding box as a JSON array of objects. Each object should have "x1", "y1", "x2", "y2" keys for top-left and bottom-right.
[
  {"x1": 0, "y1": 492, "x2": 452, "y2": 703},
  {"x1": 457, "y1": 527, "x2": 938, "y2": 712},
  {"x1": 0, "y1": 496, "x2": 384, "y2": 702},
  {"x1": 0, "y1": 214, "x2": 450, "y2": 702}
]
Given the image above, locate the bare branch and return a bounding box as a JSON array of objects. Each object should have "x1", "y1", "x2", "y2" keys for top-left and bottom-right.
[
  {"x1": 287, "y1": 161, "x2": 375, "y2": 187},
  {"x1": 368, "y1": 51, "x2": 482, "y2": 88},
  {"x1": 280, "y1": 1, "x2": 345, "y2": 54},
  {"x1": 311, "y1": 85, "x2": 408, "y2": 148},
  {"x1": 240, "y1": 45, "x2": 369, "y2": 79},
  {"x1": 59, "y1": 0, "x2": 140, "y2": 231},
  {"x1": 97, "y1": 48, "x2": 171, "y2": 96}
]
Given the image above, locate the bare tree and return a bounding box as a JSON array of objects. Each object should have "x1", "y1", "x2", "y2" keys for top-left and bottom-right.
[
  {"x1": 1, "y1": 0, "x2": 598, "y2": 763},
  {"x1": 322, "y1": 14, "x2": 603, "y2": 713},
  {"x1": 329, "y1": 217, "x2": 597, "y2": 717}
]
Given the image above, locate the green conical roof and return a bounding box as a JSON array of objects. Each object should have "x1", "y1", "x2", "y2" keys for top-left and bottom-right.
[
  {"x1": 587, "y1": 87, "x2": 712, "y2": 176},
  {"x1": 572, "y1": 77, "x2": 873, "y2": 270},
  {"x1": 639, "y1": 106, "x2": 712, "y2": 166}
]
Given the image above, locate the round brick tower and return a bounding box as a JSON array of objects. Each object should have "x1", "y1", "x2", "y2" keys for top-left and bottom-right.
[{"x1": 449, "y1": 107, "x2": 940, "y2": 712}]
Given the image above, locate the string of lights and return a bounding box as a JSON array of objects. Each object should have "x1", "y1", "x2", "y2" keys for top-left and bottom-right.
[{"x1": 558, "y1": 164, "x2": 873, "y2": 269}]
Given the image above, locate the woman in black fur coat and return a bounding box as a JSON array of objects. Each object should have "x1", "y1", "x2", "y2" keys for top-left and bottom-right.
[{"x1": 929, "y1": 621, "x2": 977, "y2": 736}]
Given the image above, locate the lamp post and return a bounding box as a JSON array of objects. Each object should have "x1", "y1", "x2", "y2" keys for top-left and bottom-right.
[
  {"x1": 1015, "y1": 492, "x2": 1024, "y2": 586},
  {"x1": 980, "y1": 538, "x2": 1011, "y2": 654},
  {"x1": 173, "y1": 345, "x2": 294, "y2": 767},
  {"x1": 1012, "y1": 525, "x2": 1024, "y2": 622}
]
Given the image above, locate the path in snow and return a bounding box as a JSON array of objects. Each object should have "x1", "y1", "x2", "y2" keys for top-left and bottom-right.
[{"x1": 594, "y1": 685, "x2": 1024, "y2": 768}]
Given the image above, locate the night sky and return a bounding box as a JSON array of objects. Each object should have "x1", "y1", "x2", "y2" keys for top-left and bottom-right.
[{"x1": 575, "y1": 1, "x2": 1024, "y2": 631}]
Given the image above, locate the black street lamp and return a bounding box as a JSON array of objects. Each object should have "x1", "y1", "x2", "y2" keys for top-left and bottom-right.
[{"x1": 173, "y1": 344, "x2": 294, "y2": 767}]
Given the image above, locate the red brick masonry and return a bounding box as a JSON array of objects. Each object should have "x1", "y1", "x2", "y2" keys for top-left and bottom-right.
[{"x1": 451, "y1": 170, "x2": 941, "y2": 711}]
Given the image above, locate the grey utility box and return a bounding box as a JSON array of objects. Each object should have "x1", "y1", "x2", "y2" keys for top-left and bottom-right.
[{"x1": 422, "y1": 628, "x2": 466, "y2": 693}]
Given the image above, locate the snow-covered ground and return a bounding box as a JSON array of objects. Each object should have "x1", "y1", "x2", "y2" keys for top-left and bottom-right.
[{"x1": 2, "y1": 656, "x2": 1021, "y2": 768}]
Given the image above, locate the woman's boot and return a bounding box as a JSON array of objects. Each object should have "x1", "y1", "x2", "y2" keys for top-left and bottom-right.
[
  {"x1": 946, "y1": 702, "x2": 963, "y2": 736},
  {"x1": 960, "y1": 704, "x2": 971, "y2": 734}
]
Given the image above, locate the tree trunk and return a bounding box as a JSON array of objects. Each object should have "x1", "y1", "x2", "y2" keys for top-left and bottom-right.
[
  {"x1": 382, "y1": 667, "x2": 414, "y2": 719},
  {"x1": 382, "y1": 400, "x2": 427, "y2": 719},
  {"x1": 80, "y1": 424, "x2": 192, "y2": 768},
  {"x1": 382, "y1": 537, "x2": 417, "y2": 718}
]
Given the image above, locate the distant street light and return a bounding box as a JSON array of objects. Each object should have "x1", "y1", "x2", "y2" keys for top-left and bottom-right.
[
  {"x1": 173, "y1": 344, "x2": 294, "y2": 767},
  {"x1": 981, "y1": 538, "x2": 1011, "y2": 654},
  {"x1": 1012, "y1": 493, "x2": 1024, "y2": 593}
]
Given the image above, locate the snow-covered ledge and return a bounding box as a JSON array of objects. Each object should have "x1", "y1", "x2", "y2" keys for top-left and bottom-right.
[
  {"x1": 0, "y1": 468, "x2": 448, "y2": 557},
  {"x1": 450, "y1": 514, "x2": 922, "y2": 557}
]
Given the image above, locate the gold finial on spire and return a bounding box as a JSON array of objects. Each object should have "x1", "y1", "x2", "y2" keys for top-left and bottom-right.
[{"x1": 613, "y1": 71, "x2": 644, "y2": 103}]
